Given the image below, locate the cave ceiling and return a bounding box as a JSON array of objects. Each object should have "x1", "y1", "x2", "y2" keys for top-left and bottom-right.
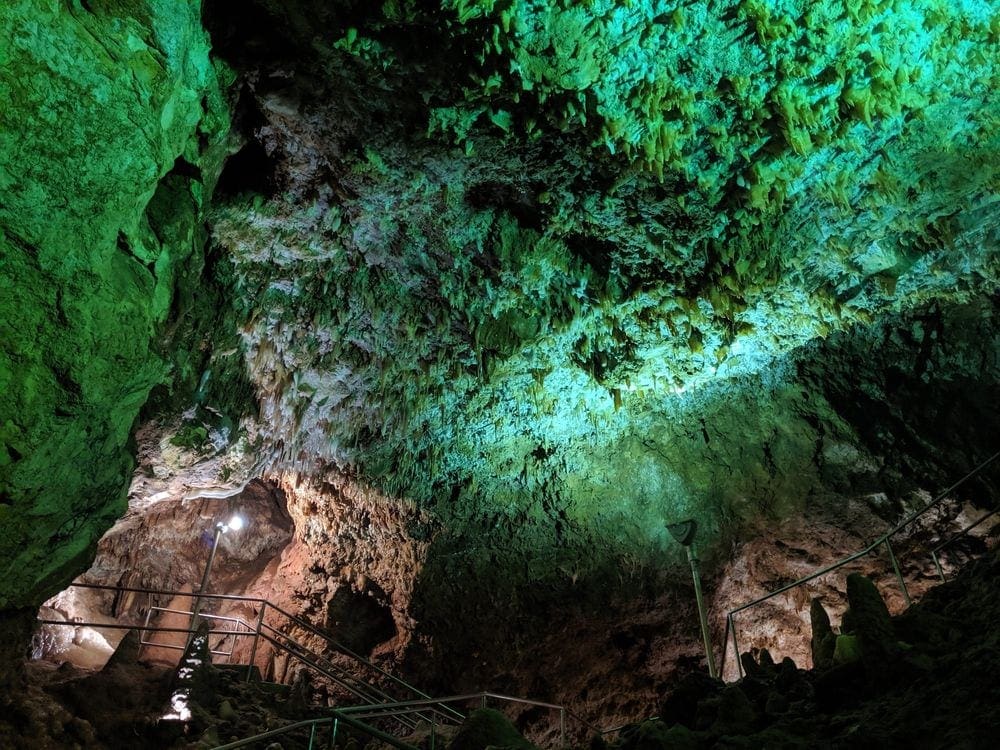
[{"x1": 1, "y1": 0, "x2": 999, "y2": 609}]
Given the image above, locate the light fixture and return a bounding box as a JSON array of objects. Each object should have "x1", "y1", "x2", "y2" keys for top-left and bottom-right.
[
  {"x1": 222, "y1": 514, "x2": 245, "y2": 532},
  {"x1": 667, "y1": 519, "x2": 697, "y2": 547},
  {"x1": 668, "y1": 518, "x2": 717, "y2": 679},
  {"x1": 188, "y1": 512, "x2": 247, "y2": 646}
]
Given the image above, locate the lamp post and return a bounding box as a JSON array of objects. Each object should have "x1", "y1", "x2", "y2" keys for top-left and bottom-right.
[
  {"x1": 668, "y1": 519, "x2": 717, "y2": 679},
  {"x1": 188, "y1": 514, "x2": 245, "y2": 644}
]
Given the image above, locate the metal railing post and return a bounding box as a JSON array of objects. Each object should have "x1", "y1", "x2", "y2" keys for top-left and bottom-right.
[
  {"x1": 720, "y1": 615, "x2": 730, "y2": 682},
  {"x1": 309, "y1": 722, "x2": 316, "y2": 750},
  {"x1": 730, "y1": 614, "x2": 743, "y2": 679},
  {"x1": 884, "y1": 537, "x2": 911, "y2": 606},
  {"x1": 932, "y1": 550, "x2": 946, "y2": 582},
  {"x1": 719, "y1": 453, "x2": 1000, "y2": 680},
  {"x1": 138, "y1": 594, "x2": 154, "y2": 659},
  {"x1": 685, "y1": 545, "x2": 717, "y2": 678},
  {"x1": 189, "y1": 525, "x2": 224, "y2": 643},
  {"x1": 328, "y1": 716, "x2": 339, "y2": 749},
  {"x1": 247, "y1": 603, "x2": 267, "y2": 682},
  {"x1": 481, "y1": 694, "x2": 487, "y2": 709},
  {"x1": 559, "y1": 707, "x2": 566, "y2": 747}
]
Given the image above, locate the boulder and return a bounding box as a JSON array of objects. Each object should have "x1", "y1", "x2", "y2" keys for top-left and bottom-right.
[
  {"x1": 104, "y1": 629, "x2": 141, "y2": 670},
  {"x1": 707, "y1": 685, "x2": 759, "y2": 737},
  {"x1": 617, "y1": 720, "x2": 672, "y2": 750},
  {"x1": 218, "y1": 699, "x2": 237, "y2": 721},
  {"x1": 659, "y1": 671, "x2": 722, "y2": 729},
  {"x1": 832, "y1": 634, "x2": 861, "y2": 665},
  {"x1": 618, "y1": 720, "x2": 701, "y2": 750},
  {"x1": 740, "y1": 648, "x2": 777, "y2": 679}
]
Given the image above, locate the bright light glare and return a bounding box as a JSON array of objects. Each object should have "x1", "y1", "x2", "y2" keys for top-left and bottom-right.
[
  {"x1": 227, "y1": 515, "x2": 245, "y2": 532},
  {"x1": 161, "y1": 691, "x2": 191, "y2": 721}
]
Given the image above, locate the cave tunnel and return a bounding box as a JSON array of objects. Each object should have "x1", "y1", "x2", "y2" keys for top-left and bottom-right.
[{"x1": 2, "y1": 1, "x2": 1000, "y2": 748}]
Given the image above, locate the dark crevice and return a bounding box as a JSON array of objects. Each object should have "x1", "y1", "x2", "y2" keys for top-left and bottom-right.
[
  {"x1": 202, "y1": 1, "x2": 304, "y2": 67},
  {"x1": 215, "y1": 140, "x2": 280, "y2": 200},
  {"x1": 168, "y1": 155, "x2": 202, "y2": 182},
  {"x1": 51, "y1": 365, "x2": 82, "y2": 403},
  {"x1": 566, "y1": 233, "x2": 616, "y2": 278},
  {"x1": 465, "y1": 181, "x2": 544, "y2": 231},
  {"x1": 325, "y1": 586, "x2": 397, "y2": 654},
  {"x1": 4, "y1": 443, "x2": 22, "y2": 462},
  {"x1": 214, "y1": 84, "x2": 281, "y2": 200}
]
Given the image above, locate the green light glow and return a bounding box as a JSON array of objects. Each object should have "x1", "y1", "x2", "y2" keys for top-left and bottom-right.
[
  {"x1": 206, "y1": 0, "x2": 998, "y2": 581},
  {"x1": 2, "y1": 0, "x2": 998, "y2": 609},
  {"x1": 0, "y1": 0, "x2": 229, "y2": 607}
]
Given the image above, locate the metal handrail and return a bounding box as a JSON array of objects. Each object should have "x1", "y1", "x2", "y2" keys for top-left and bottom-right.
[
  {"x1": 263, "y1": 600, "x2": 464, "y2": 721},
  {"x1": 213, "y1": 689, "x2": 633, "y2": 750},
  {"x1": 930, "y1": 507, "x2": 1000, "y2": 581},
  {"x1": 211, "y1": 710, "x2": 419, "y2": 750},
  {"x1": 145, "y1": 607, "x2": 250, "y2": 624},
  {"x1": 37, "y1": 581, "x2": 463, "y2": 729},
  {"x1": 721, "y1": 450, "x2": 1000, "y2": 678},
  {"x1": 46, "y1": 584, "x2": 427, "y2": 687},
  {"x1": 66, "y1": 581, "x2": 271, "y2": 602},
  {"x1": 253, "y1": 632, "x2": 420, "y2": 731},
  {"x1": 36, "y1": 621, "x2": 247, "y2": 637},
  {"x1": 261, "y1": 602, "x2": 465, "y2": 721},
  {"x1": 337, "y1": 690, "x2": 617, "y2": 745},
  {"x1": 38, "y1": 587, "x2": 624, "y2": 746},
  {"x1": 138, "y1": 606, "x2": 252, "y2": 659}
]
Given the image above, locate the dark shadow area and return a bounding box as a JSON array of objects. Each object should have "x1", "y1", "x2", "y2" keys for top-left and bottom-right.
[
  {"x1": 325, "y1": 585, "x2": 396, "y2": 655},
  {"x1": 800, "y1": 297, "x2": 1000, "y2": 504},
  {"x1": 215, "y1": 140, "x2": 280, "y2": 200}
]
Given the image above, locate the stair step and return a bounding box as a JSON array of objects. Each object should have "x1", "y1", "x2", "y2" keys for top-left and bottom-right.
[
  {"x1": 217, "y1": 663, "x2": 263, "y2": 683},
  {"x1": 257, "y1": 681, "x2": 291, "y2": 696}
]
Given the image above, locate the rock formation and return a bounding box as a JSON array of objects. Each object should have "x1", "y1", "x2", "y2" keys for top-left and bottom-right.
[{"x1": 1, "y1": 0, "x2": 999, "y2": 745}]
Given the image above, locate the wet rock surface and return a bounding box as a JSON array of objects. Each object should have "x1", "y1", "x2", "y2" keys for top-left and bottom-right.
[{"x1": 0, "y1": 0, "x2": 231, "y2": 611}]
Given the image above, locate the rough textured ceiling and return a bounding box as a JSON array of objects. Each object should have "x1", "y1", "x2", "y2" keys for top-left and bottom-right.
[
  {"x1": 203, "y1": 0, "x2": 999, "y2": 555},
  {"x1": 1, "y1": 0, "x2": 998, "y2": 622}
]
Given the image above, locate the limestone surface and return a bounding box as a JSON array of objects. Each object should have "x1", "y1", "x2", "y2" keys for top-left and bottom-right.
[{"x1": 0, "y1": 0, "x2": 230, "y2": 607}]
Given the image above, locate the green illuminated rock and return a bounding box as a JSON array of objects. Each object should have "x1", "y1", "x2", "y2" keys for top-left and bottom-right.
[
  {"x1": 0, "y1": 0, "x2": 229, "y2": 608},
  {"x1": 206, "y1": 0, "x2": 999, "y2": 588},
  {"x1": 2, "y1": 0, "x2": 999, "y2": 626}
]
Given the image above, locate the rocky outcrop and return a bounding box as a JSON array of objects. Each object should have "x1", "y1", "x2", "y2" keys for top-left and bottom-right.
[
  {"x1": 450, "y1": 708, "x2": 537, "y2": 750},
  {"x1": 809, "y1": 598, "x2": 836, "y2": 671},
  {"x1": 613, "y1": 549, "x2": 1000, "y2": 748},
  {"x1": 0, "y1": 0, "x2": 231, "y2": 611},
  {"x1": 192, "y1": 0, "x2": 1000, "y2": 705},
  {"x1": 4, "y1": 3, "x2": 1000, "y2": 742}
]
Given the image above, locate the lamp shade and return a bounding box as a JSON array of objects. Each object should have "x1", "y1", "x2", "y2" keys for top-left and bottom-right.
[{"x1": 667, "y1": 519, "x2": 697, "y2": 547}]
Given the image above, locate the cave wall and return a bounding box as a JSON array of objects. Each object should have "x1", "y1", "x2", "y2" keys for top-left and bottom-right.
[
  {"x1": 0, "y1": 0, "x2": 231, "y2": 610},
  {"x1": 203, "y1": 0, "x2": 999, "y2": 542},
  {"x1": 195, "y1": 2, "x2": 1000, "y2": 678},
  {"x1": 2, "y1": 0, "x2": 999, "y2": 725}
]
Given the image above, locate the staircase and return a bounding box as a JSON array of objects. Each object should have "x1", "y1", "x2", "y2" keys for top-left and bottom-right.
[
  {"x1": 37, "y1": 455, "x2": 998, "y2": 745},
  {"x1": 37, "y1": 583, "x2": 612, "y2": 747},
  {"x1": 38, "y1": 580, "x2": 463, "y2": 735}
]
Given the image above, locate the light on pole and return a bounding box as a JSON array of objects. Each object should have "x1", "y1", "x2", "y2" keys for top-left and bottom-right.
[
  {"x1": 668, "y1": 518, "x2": 717, "y2": 679},
  {"x1": 188, "y1": 514, "x2": 245, "y2": 643}
]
